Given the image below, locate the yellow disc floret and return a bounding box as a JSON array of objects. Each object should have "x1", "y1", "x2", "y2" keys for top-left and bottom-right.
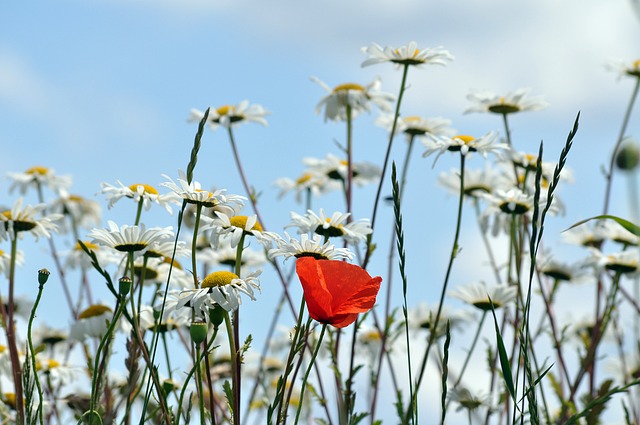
[
  {"x1": 333, "y1": 83, "x2": 365, "y2": 92},
  {"x1": 78, "y1": 304, "x2": 112, "y2": 319},
  {"x1": 128, "y1": 183, "x2": 158, "y2": 195},
  {"x1": 201, "y1": 271, "x2": 239, "y2": 288},
  {"x1": 26, "y1": 166, "x2": 49, "y2": 175},
  {"x1": 229, "y1": 215, "x2": 263, "y2": 232}
]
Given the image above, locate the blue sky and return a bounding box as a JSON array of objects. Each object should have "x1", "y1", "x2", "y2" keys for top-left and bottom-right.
[{"x1": 1, "y1": 0, "x2": 639, "y2": 422}]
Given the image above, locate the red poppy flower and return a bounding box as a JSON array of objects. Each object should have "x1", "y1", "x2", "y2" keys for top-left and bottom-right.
[{"x1": 295, "y1": 256, "x2": 382, "y2": 328}]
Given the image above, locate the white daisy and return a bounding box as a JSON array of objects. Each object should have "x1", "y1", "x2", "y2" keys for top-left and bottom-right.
[
  {"x1": 7, "y1": 166, "x2": 72, "y2": 196},
  {"x1": 198, "y1": 238, "x2": 266, "y2": 270},
  {"x1": 167, "y1": 269, "x2": 261, "y2": 317},
  {"x1": 422, "y1": 132, "x2": 509, "y2": 164},
  {"x1": 538, "y1": 255, "x2": 594, "y2": 285},
  {"x1": 589, "y1": 247, "x2": 639, "y2": 276},
  {"x1": 200, "y1": 214, "x2": 274, "y2": 249},
  {"x1": 377, "y1": 114, "x2": 455, "y2": 138},
  {"x1": 88, "y1": 220, "x2": 173, "y2": 253},
  {"x1": 273, "y1": 170, "x2": 332, "y2": 203},
  {"x1": 49, "y1": 191, "x2": 102, "y2": 230},
  {"x1": 63, "y1": 240, "x2": 120, "y2": 270},
  {"x1": 598, "y1": 220, "x2": 640, "y2": 247},
  {"x1": 69, "y1": 304, "x2": 113, "y2": 341},
  {"x1": 0, "y1": 198, "x2": 63, "y2": 241},
  {"x1": 189, "y1": 100, "x2": 269, "y2": 130},
  {"x1": 0, "y1": 247, "x2": 24, "y2": 278},
  {"x1": 449, "y1": 281, "x2": 518, "y2": 311},
  {"x1": 408, "y1": 303, "x2": 472, "y2": 339},
  {"x1": 303, "y1": 153, "x2": 381, "y2": 187},
  {"x1": 606, "y1": 58, "x2": 640, "y2": 79},
  {"x1": 268, "y1": 232, "x2": 354, "y2": 261},
  {"x1": 161, "y1": 170, "x2": 246, "y2": 216},
  {"x1": 465, "y1": 88, "x2": 548, "y2": 115},
  {"x1": 561, "y1": 222, "x2": 607, "y2": 248},
  {"x1": 361, "y1": 42, "x2": 453, "y2": 68},
  {"x1": 311, "y1": 76, "x2": 395, "y2": 122},
  {"x1": 437, "y1": 165, "x2": 506, "y2": 199},
  {"x1": 286, "y1": 209, "x2": 372, "y2": 245},
  {"x1": 100, "y1": 181, "x2": 179, "y2": 215}
]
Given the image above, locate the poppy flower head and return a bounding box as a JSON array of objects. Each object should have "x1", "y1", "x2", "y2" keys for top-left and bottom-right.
[{"x1": 295, "y1": 256, "x2": 382, "y2": 328}]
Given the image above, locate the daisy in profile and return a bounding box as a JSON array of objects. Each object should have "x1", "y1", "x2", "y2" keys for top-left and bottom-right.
[
  {"x1": 100, "y1": 181, "x2": 179, "y2": 214},
  {"x1": 561, "y1": 221, "x2": 607, "y2": 248},
  {"x1": 286, "y1": 209, "x2": 372, "y2": 245},
  {"x1": 88, "y1": 221, "x2": 173, "y2": 253},
  {"x1": 422, "y1": 132, "x2": 509, "y2": 164},
  {"x1": 166, "y1": 269, "x2": 261, "y2": 318},
  {"x1": 408, "y1": 303, "x2": 472, "y2": 339},
  {"x1": 449, "y1": 281, "x2": 518, "y2": 311},
  {"x1": 274, "y1": 170, "x2": 332, "y2": 203},
  {"x1": 49, "y1": 191, "x2": 102, "y2": 230},
  {"x1": 311, "y1": 76, "x2": 394, "y2": 122},
  {"x1": 589, "y1": 247, "x2": 639, "y2": 276},
  {"x1": 189, "y1": 100, "x2": 269, "y2": 130},
  {"x1": 465, "y1": 88, "x2": 548, "y2": 115},
  {"x1": 69, "y1": 304, "x2": 114, "y2": 341},
  {"x1": 377, "y1": 114, "x2": 455, "y2": 139},
  {"x1": 268, "y1": 233, "x2": 354, "y2": 261},
  {"x1": 198, "y1": 237, "x2": 266, "y2": 270},
  {"x1": 161, "y1": 170, "x2": 245, "y2": 216},
  {"x1": 361, "y1": 42, "x2": 453, "y2": 68},
  {"x1": 7, "y1": 166, "x2": 72, "y2": 195},
  {"x1": 200, "y1": 213, "x2": 274, "y2": 249},
  {"x1": 0, "y1": 198, "x2": 62, "y2": 241},
  {"x1": 303, "y1": 153, "x2": 381, "y2": 187},
  {"x1": 538, "y1": 255, "x2": 594, "y2": 285},
  {"x1": 598, "y1": 220, "x2": 640, "y2": 247},
  {"x1": 607, "y1": 58, "x2": 640, "y2": 79},
  {"x1": 437, "y1": 165, "x2": 505, "y2": 199},
  {"x1": 63, "y1": 240, "x2": 120, "y2": 270}
]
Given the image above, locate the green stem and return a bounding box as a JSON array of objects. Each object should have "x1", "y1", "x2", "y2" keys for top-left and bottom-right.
[
  {"x1": 410, "y1": 152, "x2": 466, "y2": 418},
  {"x1": 364, "y1": 63, "x2": 410, "y2": 268},
  {"x1": 293, "y1": 324, "x2": 327, "y2": 425},
  {"x1": 453, "y1": 311, "x2": 487, "y2": 387},
  {"x1": 195, "y1": 343, "x2": 207, "y2": 425},
  {"x1": 232, "y1": 233, "x2": 245, "y2": 425},
  {"x1": 345, "y1": 104, "x2": 353, "y2": 215},
  {"x1": 26, "y1": 279, "x2": 46, "y2": 425},
  {"x1": 6, "y1": 236, "x2": 25, "y2": 424},
  {"x1": 134, "y1": 197, "x2": 145, "y2": 226},
  {"x1": 224, "y1": 311, "x2": 240, "y2": 425},
  {"x1": 603, "y1": 77, "x2": 640, "y2": 215},
  {"x1": 192, "y1": 203, "x2": 203, "y2": 289}
]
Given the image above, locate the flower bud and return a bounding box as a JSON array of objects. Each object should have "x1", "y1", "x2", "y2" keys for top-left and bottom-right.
[
  {"x1": 119, "y1": 276, "x2": 132, "y2": 297},
  {"x1": 38, "y1": 268, "x2": 50, "y2": 285},
  {"x1": 616, "y1": 142, "x2": 640, "y2": 171},
  {"x1": 190, "y1": 321, "x2": 208, "y2": 344},
  {"x1": 208, "y1": 305, "x2": 225, "y2": 327}
]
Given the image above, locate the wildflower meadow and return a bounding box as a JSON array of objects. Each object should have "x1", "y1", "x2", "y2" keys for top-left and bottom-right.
[{"x1": 1, "y1": 2, "x2": 640, "y2": 425}]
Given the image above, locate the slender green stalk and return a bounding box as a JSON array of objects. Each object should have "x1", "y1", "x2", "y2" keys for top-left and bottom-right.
[
  {"x1": 453, "y1": 311, "x2": 487, "y2": 387},
  {"x1": 232, "y1": 233, "x2": 246, "y2": 425},
  {"x1": 26, "y1": 271, "x2": 48, "y2": 425},
  {"x1": 364, "y1": 63, "x2": 410, "y2": 268},
  {"x1": 223, "y1": 311, "x2": 240, "y2": 425},
  {"x1": 293, "y1": 324, "x2": 327, "y2": 425},
  {"x1": 603, "y1": 77, "x2": 640, "y2": 215},
  {"x1": 345, "y1": 104, "x2": 353, "y2": 215},
  {"x1": 409, "y1": 152, "x2": 466, "y2": 420},
  {"x1": 192, "y1": 203, "x2": 203, "y2": 289},
  {"x1": 195, "y1": 343, "x2": 207, "y2": 425}
]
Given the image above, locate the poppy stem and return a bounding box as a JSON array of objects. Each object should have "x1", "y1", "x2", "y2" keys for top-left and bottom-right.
[{"x1": 293, "y1": 324, "x2": 327, "y2": 425}]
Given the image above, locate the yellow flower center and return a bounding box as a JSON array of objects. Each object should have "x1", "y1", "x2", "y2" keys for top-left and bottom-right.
[
  {"x1": 26, "y1": 166, "x2": 49, "y2": 175},
  {"x1": 76, "y1": 241, "x2": 98, "y2": 250},
  {"x1": 333, "y1": 83, "x2": 365, "y2": 92},
  {"x1": 1, "y1": 212, "x2": 37, "y2": 232},
  {"x1": 201, "y1": 271, "x2": 239, "y2": 288},
  {"x1": 68, "y1": 195, "x2": 84, "y2": 202},
  {"x1": 163, "y1": 257, "x2": 183, "y2": 270},
  {"x1": 404, "y1": 116, "x2": 421, "y2": 122},
  {"x1": 0, "y1": 345, "x2": 6, "y2": 353},
  {"x1": 128, "y1": 183, "x2": 158, "y2": 195},
  {"x1": 296, "y1": 173, "x2": 312, "y2": 185},
  {"x1": 78, "y1": 304, "x2": 112, "y2": 319},
  {"x1": 229, "y1": 215, "x2": 263, "y2": 232},
  {"x1": 1, "y1": 211, "x2": 11, "y2": 219},
  {"x1": 633, "y1": 59, "x2": 640, "y2": 69},
  {"x1": 455, "y1": 135, "x2": 475, "y2": 144},
  {"x1": 36, "y1": 359, "x2": 60, "y2": 371},
  {"x1": 3, "y1": 392, "x2": 16, "y2": 409},
  {"x1": 0, "y1": 249, "x2": 3, "y2": 256},
  {"x1": 216, "y1": 105, "x2": 234, "y2": 116}
]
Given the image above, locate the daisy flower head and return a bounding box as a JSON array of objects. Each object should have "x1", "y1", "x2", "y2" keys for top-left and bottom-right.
[
  {"x1": 274, "y1": 170, "x2": 332, "y2": 203},
  {"x1": 361, "y1": 42, "x2": 453, "y2": 68},
  {"x1": 49, "y1": 191, "x2": 102, "y2": 230},
  {"x1": 448, "y1": 388, "x2": 492, "y2": 413},
  {"x1": 607, "y1": 58, "x2": 640, "y2": 79},
  {"x1": 88, "y1": 220, "x2": 173, "y2": 253},
  {"x1": 100, "y1": 181, "x2": 179, "y2": 215},
  {"x1": 377, "y1": 114, "x2": 455, "y2": 139},
  {"x1": 171, "y1": 269, "x2": 262, "y2": 317},
  {"x1": 422, "y1": 132, "x2": 509, "y2": 164},
  {"x1": 597, "y1": 220, "x2": 640, "y2": 247},
  {"x1": 0, "y1": 247, "x2": 24, "y2": 277},
  {"x1": 304, "y1": 153, "x2": 381, "y2": 187},
  {"x1": 537, "y1": 253, "x2": 594, "y2": 285},
  {"x1": 0, "y1": 198, "x2": 63, "y2": 241},
  {"x1": 189, "y1": 100, "x2": 269, "y2": 130},
  {"x1": 465, "y1": 88, "x2": 548, "y2": 115},
  {"x1": 198, "y1": 237, "x2": 266, "y2": 270},
  {"x1": 69, "y1": 304, "x2": 113, "y2": 341},
  {"x1": 268, "y1": 232, "x2": 354, "y2": 261},
  {"x1": 161, "y1": 170, "x2": 246, "y2": 216},
  {"x1": 449, "y1": 281, "x2": 518, "y2": 311},
  {"x1": 438, "y1": 165, "x2": 505, "y2": 199},
  {"x1": 201, "y1": 213, "x2": 274, "y2": 249},
  {"x1": 286, "y1": 209, "x2": 372, "y2": 245},
  {"x1": 561, "y1": 221, "x2": 608, "y2": 248},
  {"x1": 7, "y1": 166, "x2": 72, "y2": 196},
  {"x1": 589, "y1": 247, "x2": 639, "y2": 276},
  {"x1": 63, "y1": 240, "x2": 120, "y2": 270},
  {"x1": 408, "y1": 303, "x2": 472, "y2": 339},
  {"x1": 311, "y1": 76, "x2": 395, "y2": 122}
]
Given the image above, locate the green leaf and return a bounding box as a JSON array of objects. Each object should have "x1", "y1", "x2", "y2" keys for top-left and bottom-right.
[
  {"x1": 565, "y1": 214, "x2": 640, "y2": 237},
  {"x1": 488, "y1": 297, "x2": 516, "y2": 404}
]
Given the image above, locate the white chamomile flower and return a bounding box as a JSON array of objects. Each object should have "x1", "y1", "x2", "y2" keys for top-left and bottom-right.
[
  {"x1": 377, "y1": 114, "x2": 455, "y2": 139},
  {"x1": 437, "y1": 165, "x2": 505, "y2": 199},
  {"x1": 303, "y1": 154, "x2": 381, "y2": 187},
  {"x1": 273, "y1": 170, "x2": 332, "y2": 203},
  {"x1": 64, "y1": 240, "x2": 120, "y2": 270},
  {"x1": 408, "y1": 303, "x2": 472, "y2": 339},
  {"x1": 100, "y1": 181, "x2": 179, "y2": 215},
  {"x1": 589, "y1": 247, "x2": 639, "y2": 276},
  {"x1": 268, "y1": 232, "x2": 354, "y2": 261},
  {"x1": 606, "y1": 58, "x2": 640, "y2": 79},
  {"x1": 198, "y1": 238, "x2": 266, "y2": 270},
  {"x1": 0, "y1": 198, "x2": 63, "y2": 241},
  {"x1": 69, "y1": 304, "x2": 114, "y2": 341},
  {"x1": 168, "y1": 270, "x2": 262, "y2": 317},
  {"x1": 7, "y1": 166, "x2": 72, "y2": 196},
  {"x1": 0, "y1": 247, "x2": 24, "y2": 277},
  {"x1": 50, "y1": 191, "x2": 102, "y2": 230},
  {"x1": 465, "y1": 88, "x2": 548, "y2": 115},
  {"x1": 200, "y1": 214, "x2": 273, "y2": 249},
  {"x1": 161, "y1": 170, "x2": 246, "y2": 216},
  {"x1": 311, "y1": 76, "x2": 395, "y2": 122},
  {"x1": 449, "y1": 281, "x2": 518, "y2": 311},
  {"x1": 422, "y1": 132, "x2": 509, "y2": 164},
  {"x1": 88, "y1": 221, "x2": 173, "y2": 253},
  {"x1": 189, "y1": 101, "x2": 269, "y2": 130},
  {"x1": 361, "y1": 42, "x2": 453, "y2": 68},
  {"x1": 286, "y1": 209, "x2": 372, "y2": 245}
]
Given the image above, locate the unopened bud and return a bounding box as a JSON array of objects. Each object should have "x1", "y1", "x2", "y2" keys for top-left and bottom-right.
[
  {"x1": 190, "y1": 321, "x2": 208, "y2": 344},
  {"x1": 38, "y1": 268, "x2": 50, "y2": 285},
  {"x1": 208, "y1": 305, "x2": 225, "y2": 327},
  {"x1": 119, "y1": 276, "x2": 132, "y2": 297},
  {"x1": 616, "y1": 142, "x2": 640, "y2": 171}
]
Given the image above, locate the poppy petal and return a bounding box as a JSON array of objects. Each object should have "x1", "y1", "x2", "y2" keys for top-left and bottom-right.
[{"x1": 296, "y1": 256, "x2": 334, "y2": 323}]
